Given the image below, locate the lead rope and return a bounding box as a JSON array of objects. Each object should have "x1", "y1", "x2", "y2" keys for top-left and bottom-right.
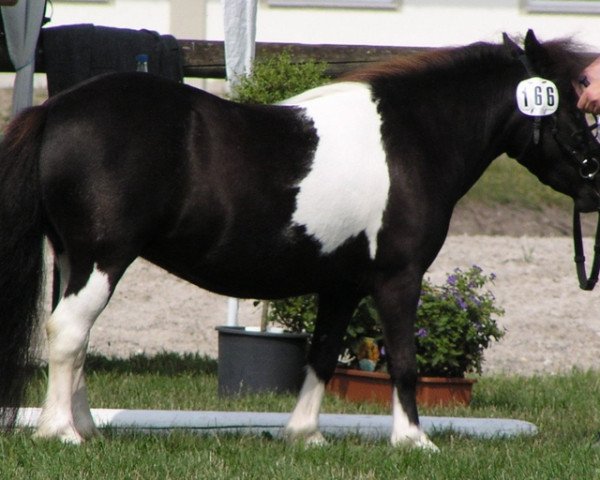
[
  {"x1": 573, "y1": 208, "x2": 600, "y2": 290},
  {"x1": 573, "y1": 76, "x2": 600, "y2": 290}
]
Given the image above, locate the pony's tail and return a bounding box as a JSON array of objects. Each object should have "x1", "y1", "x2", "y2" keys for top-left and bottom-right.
[{"x1": 0, "y1": 106, "x2": 48, "y2": 429}]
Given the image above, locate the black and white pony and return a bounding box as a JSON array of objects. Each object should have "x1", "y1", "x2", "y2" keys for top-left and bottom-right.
[{"x1": 0, "y1": 30, "x2": 598, "y2": 450}]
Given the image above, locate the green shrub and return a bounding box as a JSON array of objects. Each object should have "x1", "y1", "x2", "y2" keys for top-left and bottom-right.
[
  {"x1": 267, "y1": 267, "x2": 504, "y2": 377},
  {"x1": 265, "y1": 295, "x2": 379, "y2": 343},
  {"x1": 266, "y1": 295, "x2": 318, "y2": 334},
  {"x1": 230, "y1": 50, "x2": 328, "y2": 104}
]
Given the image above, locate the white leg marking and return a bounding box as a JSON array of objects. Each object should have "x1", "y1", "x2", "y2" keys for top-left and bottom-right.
[
  {"x1": 71, "y1": 359, "x2": 100, "y2": 439},
  {"x1": 391, "y1": 389, "x2": 439, "y2": 451},
  {"x1": 285, "y1": 367, "x2": 327, "y2": 445},
  {"x1": 35, "y1": 265, "x2": 111, "y2": 443},
  {"x1": 286, "y1": 82, "x2": 391, "y2": 259}
]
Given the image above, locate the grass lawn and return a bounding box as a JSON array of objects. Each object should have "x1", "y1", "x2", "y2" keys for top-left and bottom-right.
[{"x1": 2, "y1": 353, "x2": 598, "y2": 480}]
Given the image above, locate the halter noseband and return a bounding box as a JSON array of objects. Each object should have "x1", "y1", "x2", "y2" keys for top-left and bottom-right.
[{"x1": 517, "y1": 55, "x2": 600, "y2": 290}]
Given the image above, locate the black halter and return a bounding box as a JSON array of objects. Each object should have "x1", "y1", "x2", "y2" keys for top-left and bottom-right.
[{"x1": 518, "y1": 56, "x2": 600, "y2": 290}]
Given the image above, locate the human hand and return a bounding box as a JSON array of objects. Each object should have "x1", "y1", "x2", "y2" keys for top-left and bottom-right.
[
  {"x1": 576, "y1": 56, "x2": 600, "y2": 113},
  {"x1": 577, "y1": 82, "x2": 600, "y2": 114}
]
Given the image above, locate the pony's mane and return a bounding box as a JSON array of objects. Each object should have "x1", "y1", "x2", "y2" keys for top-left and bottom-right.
[
  {"x1": 340, "y1": 46, "x2": 463, "y2": 82},
  {"x1": 535, "y1": 37, "x2": 591, "y2": 83},
  {"x1": 340, "y1": 37, "x2": 589, "y2": 84}
]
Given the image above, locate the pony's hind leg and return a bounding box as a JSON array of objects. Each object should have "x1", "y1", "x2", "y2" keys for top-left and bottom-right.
[
  {"x1": 53, "y1": 254, "x2": 98, "y2": 439},
  {"x1": 285, "y1": 290, "x2": 359, "y2": 444},
  {"x1": 35, "y1": 262, "x2": 115, "y2": 443}
]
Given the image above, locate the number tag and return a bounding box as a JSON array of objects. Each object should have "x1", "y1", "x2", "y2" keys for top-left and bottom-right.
[{"x1": 516, "y1": 77, "x2": 559, "y2": 116}]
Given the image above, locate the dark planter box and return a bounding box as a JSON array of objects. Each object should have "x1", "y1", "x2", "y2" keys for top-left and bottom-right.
[{"x1": 216, "y1": 326, "x2": 310, "y2": 396}]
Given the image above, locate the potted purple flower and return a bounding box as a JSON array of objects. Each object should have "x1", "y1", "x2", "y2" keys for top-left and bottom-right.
[
  {"x1": 415, "y1": 266, "x2": 505, "y2": 377},
  {"x1": 328, "y1": 266, "x2": 505, "y2": 406}
]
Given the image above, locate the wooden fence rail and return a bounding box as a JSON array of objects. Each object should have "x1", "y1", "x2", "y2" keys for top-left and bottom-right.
[
  {"x1": 0, "y1": 36, "x2": 427, "y2": 79},
  {"x1": 0, "y1": 35, "x2": 597, "y2": 80},
  {"x1": 178, "y1": 40, "x2": 427, "y2": 78}
]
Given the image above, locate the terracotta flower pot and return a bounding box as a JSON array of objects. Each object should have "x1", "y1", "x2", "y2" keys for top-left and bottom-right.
[
  {"x1": 327, "y1": 368, "x2": 476, "y2": 407},
  {"x1": 416, "y1": 376, "x2": 476, "y2": 407}
]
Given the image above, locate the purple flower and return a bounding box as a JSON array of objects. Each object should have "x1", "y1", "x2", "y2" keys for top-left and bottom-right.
[
  {"x1": 470, "y1": 295, "x2": 482, "y2": 307},
  {"x1": 416, "y1": 328, "x2": 428, "y2": 338},
  {"x1": 455, "y1": 295, "x2": 468, "y2": 310},
  {"x1": 447, "y1": 274, "x2": 457, "y2": 286}
]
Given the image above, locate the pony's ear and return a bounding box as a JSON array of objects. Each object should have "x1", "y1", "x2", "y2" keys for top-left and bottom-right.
[
  {"x1": 523, "y1": 29, "x2": 548, "y2": 62},
  {"x1": 502, "y1": 32, "x2": 523, "y2": 57}
]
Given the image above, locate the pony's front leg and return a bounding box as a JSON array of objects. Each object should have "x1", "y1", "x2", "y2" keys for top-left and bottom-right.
[
  {"x1": 35, "y1": 266, "x2": 111, "y2": 443},
  {"x1": 374, "y1": 274, "x2": 439, "y2": 452},
  {"x1": 285, "y1": 291, "x2": 359, "y2": 445}
]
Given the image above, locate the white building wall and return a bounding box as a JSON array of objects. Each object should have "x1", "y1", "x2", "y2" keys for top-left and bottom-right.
[
  {"x1": 249, "y1": 1, "x2": 600, "y2": 48},
  {"x1": 46, "y1": 0, "x2": 171, "y2": 33},
  {"x1": 44, "y1": 0, "x2": 600, "y2": 49}
]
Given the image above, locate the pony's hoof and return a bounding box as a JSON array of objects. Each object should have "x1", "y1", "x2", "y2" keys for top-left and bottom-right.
[
  {"x1": 284, "y1": 427, "x2": 327, "y2": 446},
  {"x1": 33, "y1": 427, "x2": 84, "y2": 445},
  {"x1": 391, "y1": 433, "x2": 439, "y2": 452},
  {"x1": 413, "y1": 436, "x2": 440, "y2": 452},
  {"x1": 302, "y1": 431, "x2": 328, "y2": 446},
  {"x1": 33, "y1": 423, "x2": 85, "y2": 445},
  {"x1": 78, "y1": 425, "x2": 101, "y2": 441}
]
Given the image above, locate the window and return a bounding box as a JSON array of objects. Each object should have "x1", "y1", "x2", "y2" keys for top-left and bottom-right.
[
  {"x1": 268, "y1": 0, "x2": 399, "y2": 9},
  {"x1": 526, "y1": 0, "x2": 600, "y2": 13}
]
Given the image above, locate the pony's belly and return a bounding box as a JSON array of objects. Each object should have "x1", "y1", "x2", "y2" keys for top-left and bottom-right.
[{"x1": 141, "y1": 249, "x2": 320, "y2": 300}]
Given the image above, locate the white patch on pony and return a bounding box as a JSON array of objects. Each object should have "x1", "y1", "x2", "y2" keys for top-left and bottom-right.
[
  {"x1": 283, "y1": 82, "x2": 390, "y2": 259},
  {"x1": 280, "y1": 82, "x2": 370, "y2": 105},
  {"x1": 391, "y1": 388, "x2": 439, "y2": 451},
  {"x1": 285, "y1": 367, "x2": 327, "y2": 445},
  {"x1": 36, "y1": 265, "x2": 111, "y2": 443}
]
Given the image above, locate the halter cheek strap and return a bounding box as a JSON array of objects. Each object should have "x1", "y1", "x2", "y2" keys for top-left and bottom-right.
[{"x1": 518, "y1": 55, "x2": 544, "y2": 145}]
